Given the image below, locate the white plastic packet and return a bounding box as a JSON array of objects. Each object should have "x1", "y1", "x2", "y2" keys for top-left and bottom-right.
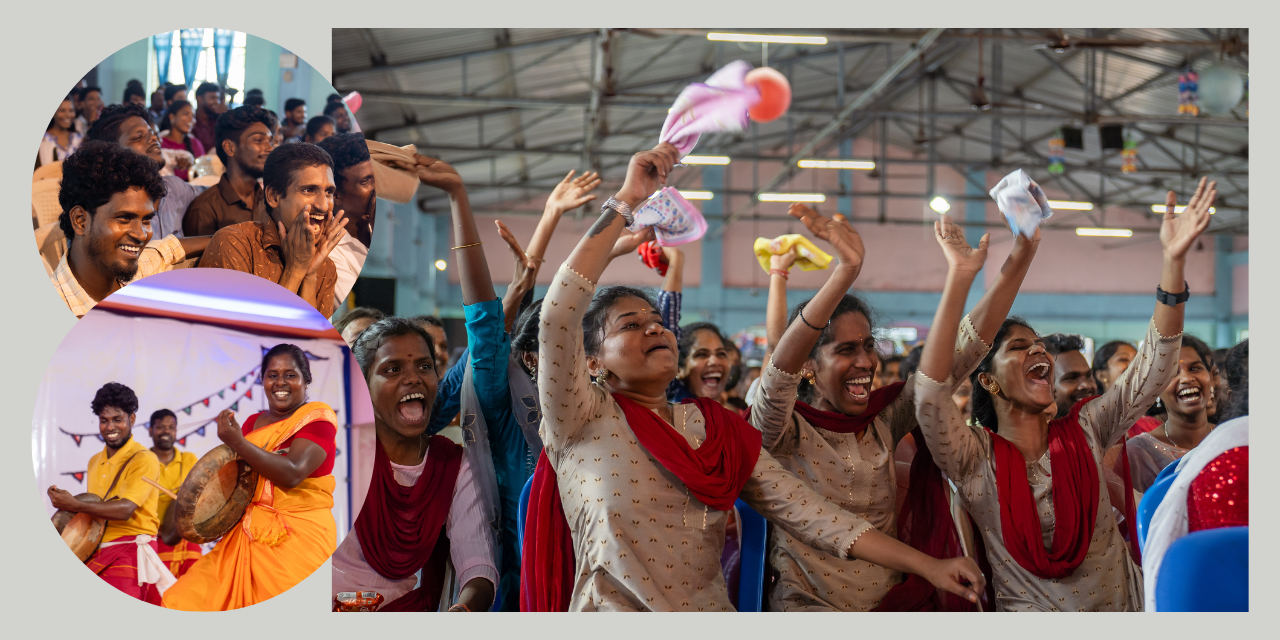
[{"x1": 989, "y1": 169, "x2": 1053, "y2": 238}]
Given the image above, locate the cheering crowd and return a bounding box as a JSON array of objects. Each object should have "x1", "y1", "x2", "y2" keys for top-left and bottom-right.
[
  {"x1": 37, "y1": 82, "x2": 369, "y2": 318},
  {"x1": 329, "y1": 139, "x2": 1248, "y2": 612}
]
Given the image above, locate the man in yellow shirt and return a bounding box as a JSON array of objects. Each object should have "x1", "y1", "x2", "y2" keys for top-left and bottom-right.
[
  {"x1": 48, "y1": 383, "x2": 173, "y2": 603},
  {"x1": 148, "y1": 409, "x2": 202, "y2": 577}
]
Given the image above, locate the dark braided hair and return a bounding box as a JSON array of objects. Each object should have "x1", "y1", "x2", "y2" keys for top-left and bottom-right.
[
  {"x1": 352, "y1": 317, "x2": 436, "y2": 379},
  {"x1": 970, "y1": 317, "x2": 1036, "y2": 431},
  {"x1": 91, "y1": 382, "x2": 139, "y2": 416},
  {"x1": 788, "y1": 293, "x2": 877, "y2": 402},
  {"x1": 261, "y1": 344, "x2": 313, "y2": 385},
  {"x1": 512, "y1": 298, "x2": 544, "y2": 356},
  {"x1": 582, "y1": 286, "x2": 658, "y2": 357}
]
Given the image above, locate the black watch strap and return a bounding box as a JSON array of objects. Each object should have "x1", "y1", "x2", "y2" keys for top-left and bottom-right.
[{"x1": 1156, "y1": 281, "x2": 1190, "y2": 306}]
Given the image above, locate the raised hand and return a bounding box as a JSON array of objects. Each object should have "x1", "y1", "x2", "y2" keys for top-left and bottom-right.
[
  {"x1": 279, "y1": 205, "x2": 317, "y2": 275},
  {"x1": 547, "y1": 170, "x2": 602, "y2": 214},
  {"x1": 609, "y1": 226, "x2": 656, "y2": 260},
  {"x1": 787, "y1": 203, "x2": 865, "y2": 275},
  {"x1": 410, "y1": 153, "x2": 465, "y2": 196},
  {"x1": 770, "y1": 246, "x2": 798, "y2": 273},
  {"x1": 497, "y1": 220, "x2": 538, "y2": 294},
  {"x1": 934, "y1": 214, "x2": 990, "y2": 276},
  {"x1": 1161, "y1": 177, "x2": 1216, "y2": 260},
  {"x1": 215, "y1": 409, "x2": 243, "y2": 446},
  {"x1": 615, "y1": 143, "x2": 680, "y2": 207}
]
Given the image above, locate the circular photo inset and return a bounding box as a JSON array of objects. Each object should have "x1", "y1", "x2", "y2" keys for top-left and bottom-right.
[
  {"x1": 34, "y1": 268, "x2": 371, "y2": 611},
  {"x1": 34, "y1": 29, "x2": 376, "y2": 321}
]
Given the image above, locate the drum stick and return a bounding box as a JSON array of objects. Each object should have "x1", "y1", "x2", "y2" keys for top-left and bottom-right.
[{"x1": 141, "y1": 476, "x2": 178, "y2": 499}]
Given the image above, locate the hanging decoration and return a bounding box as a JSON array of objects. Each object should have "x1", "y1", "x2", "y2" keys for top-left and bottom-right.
[
  {"x1": 1121, "y1": 135, "x2": 1138, "y2": 174},
  {"x1": 1048, "y1": 129, "x2": 1065, "y2": 175},
  {"x1": 1178, "y1": 67, "x2": 1199, "y2": 116}
]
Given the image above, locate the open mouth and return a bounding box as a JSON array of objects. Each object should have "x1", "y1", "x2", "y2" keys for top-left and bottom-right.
[
  {"x1": 700, "y1": 371, "x2": 723, "y2": 391},
  {"x1": 118, "y1": 243, "x2": 141, "y2": 259},
  {"x1": 1026, "y1": 361, "x2": 1051, "y2": 386},
  {"x1": 309, "y1": 211, "x2": 327, "y2": 225},
  {"x1": 397, "y1": 392, "x2": 427, "y2": 425},
  {"x1": 646, "y1": 344, "x2": 671, "y2": 354},
  {"x1": 1175, "y1": 386, "x2": 1203, "y2": 406},
  {"x1": 844, "y1": 375, "x2": 872, "y2": 402}
]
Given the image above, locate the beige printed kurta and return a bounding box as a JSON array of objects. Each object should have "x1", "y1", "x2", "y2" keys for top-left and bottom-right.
[
  {"x1": 538, "y1": 266, "x2": 870, "y2": 611},
  {"x1": 914, "y1": 317, "x2": 1180, "y2": 611},
  {"x1": 751, "y1": 315, "x2": 990, "y2": 611}
]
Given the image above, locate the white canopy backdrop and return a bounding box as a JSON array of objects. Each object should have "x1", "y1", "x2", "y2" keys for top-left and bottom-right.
[{"x1": 32, "y1": 309, "x2": 352, "y2": 548}]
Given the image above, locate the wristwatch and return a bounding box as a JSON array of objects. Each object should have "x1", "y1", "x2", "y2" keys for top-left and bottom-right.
[
  {"x1": 601, "y1": 197, "x2": 635, "y2": 228},
  {"x1": 1156, "y1": 281, "x2": 1190, "y2": 306}
]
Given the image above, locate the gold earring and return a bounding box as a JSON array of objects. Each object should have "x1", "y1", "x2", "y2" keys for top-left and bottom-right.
[
  {"x1": 805, "y1": 372, "x2": 816, "y2": 385},
  {"x1": 597, "y1": 369, "x2": 610, "y2": 383}
]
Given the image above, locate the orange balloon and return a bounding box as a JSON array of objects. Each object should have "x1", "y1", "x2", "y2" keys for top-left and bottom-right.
[{"x1": 745, "y1": 67, "x2": 792, "y2": 123}]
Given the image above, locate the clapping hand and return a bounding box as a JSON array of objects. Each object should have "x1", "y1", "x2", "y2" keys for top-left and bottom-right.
[
  {"x1": 934, "y1": 214, "x2": 990, "y2": 276},
  {"x1": 788, "y1": 203, "x2": 865, "y2": 275},
  {"x1": 279, "y1": 205, "x2": 317, "y2": 275},
  {"x1": 1161, "y1": 177, "x2": 1216, "y2": 260}
]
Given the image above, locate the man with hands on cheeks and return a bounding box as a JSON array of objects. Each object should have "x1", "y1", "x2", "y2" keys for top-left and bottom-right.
[{"x1": 198, "y1": 143, "x2": 347, "y2": 316}]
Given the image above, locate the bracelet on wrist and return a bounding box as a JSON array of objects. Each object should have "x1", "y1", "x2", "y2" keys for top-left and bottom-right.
[
  {"x1": 769, "y1": 268, "x2": 789, "y2": 280},
  {"x1": 799, "y1": 308, "x2": 830, "y2": 331},
  {"x1": 447, "y1": 604, "x2": 471, "y2": 612}
]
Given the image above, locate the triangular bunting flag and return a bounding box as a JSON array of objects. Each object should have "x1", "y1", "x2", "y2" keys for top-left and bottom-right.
[
  {"x1": 177, "y1": 437, "x2": 187, "y2": 447},
  {"x1": 202, "y1": 398, "x2": 210, "y2": 407},
  {"x1": 183, "y1": 407, "x2": 192, "y2": 415},
  {"x1": 61, "y1": 471, "x2": 86, "y2": 484},
  {"x1": 217, "y1": 391, "x2": 225, "y2": 399},
  {"x1": 66, "y1": 433, "x2": 84, "y2": 447},
  {"x1": 196, "y1": 426, "x2": 206, "y2": 437},
  {"x1": 230, "y1": 401, "x2": 239, "y2": 412},
  {"x1": 245, "y1": 389, "x2": 253, "y2": 400},
  {"x1": 231, "y1": 382, "x2": 237, "y2": 391}
]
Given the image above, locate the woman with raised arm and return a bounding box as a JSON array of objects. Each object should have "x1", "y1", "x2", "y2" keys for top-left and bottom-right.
[
  {"x1": 748, "y1": 204, "x2": 1037, "y2": 611},
  {"x1": 914, "y1": 179, "x2": 1215, "y2": 611},
  {"x1": 520, "y1": 143, "x2": 984, "y2": 612}
]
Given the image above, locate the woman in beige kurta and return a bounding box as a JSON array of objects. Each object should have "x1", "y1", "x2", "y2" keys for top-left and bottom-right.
[
  {"x1": 914, "y1": 182, "x2": 1214, "y2": 611},
  {"x1": 530, "y1": 143, "x2": 984, "y2": 611},
  {"x1": 749, "y1": 204, "x2": 1040, "y2": 611}
]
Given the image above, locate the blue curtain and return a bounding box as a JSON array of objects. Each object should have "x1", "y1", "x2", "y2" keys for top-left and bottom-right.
[
  {"x1": 179, "y1": 29, "x2": 205, "y2": 90},
  {"x1": 213, "y1": 30, "x2": 235, "y2": 88},
  {"x1": 153, "y1": 32, "x2": 173, "y2": 87}
]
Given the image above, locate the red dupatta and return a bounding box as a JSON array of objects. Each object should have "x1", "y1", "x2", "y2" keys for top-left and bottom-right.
[
  {"x1": 353, "y1": 434, "x2": 464, "y2": 611},
  {"x1": 793, "y1": 381, "x2": 978, "y2": 611},
  {"x1": 520, "y1": 395, "x2": 762, "y2": 611},
  {"x1": 988, "y1": 397, "x2": 1100, "y2": 579}
]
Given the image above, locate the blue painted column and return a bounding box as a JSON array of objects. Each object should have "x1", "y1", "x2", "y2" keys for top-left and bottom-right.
[
  {"x1": 391, "y1": 201, "x2": 420, "y2": 314},
  {"x1": 964, "y1": 168, "x2": 987, "y2": 309},
  {"x1": 1214, "y1": 235, "x2": 1233, "y2": 347},
  {"x1": 700, "y1": 166, "x2": 726, "y2": 324},
  {"x1": 837, "y1": 137, "x2": 853, "y2": 217}
]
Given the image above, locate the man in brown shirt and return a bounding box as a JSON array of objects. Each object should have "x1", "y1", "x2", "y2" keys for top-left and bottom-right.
[
  {"x1": 182, "y1": 106, "x2": 276, "y2": 237},
  {"x1": 198, "y1": 142, "x2": 348, "y2": 317}
]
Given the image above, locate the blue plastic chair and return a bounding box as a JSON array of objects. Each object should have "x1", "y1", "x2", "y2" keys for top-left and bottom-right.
[
  {"x1": 1155, "y1": 526, "x2": 1248, "y2": 612},
  {"x1": 1137, "y1": 460, "x2": 1182, "y2": 548},
  {"x1": 735, "y1": 499, "x2": 767, "y2": 612},
  {"x1": 517, "y1": 474, "x2": 534, "y2": 553}
]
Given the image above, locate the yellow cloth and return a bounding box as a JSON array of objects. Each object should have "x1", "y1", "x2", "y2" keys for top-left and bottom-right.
[
  {"x1": 86, "y1": 438, "x2": 161, "y2": 543},
  {"x1": 753, "y1": 234, "x2": 833, "y2": 273},
  {"x1": 162, "y1": 402, "x2": 338, "y2": 611},
  {"x1": 155, "y1": 450, "x2": 199, "y2": 522}
]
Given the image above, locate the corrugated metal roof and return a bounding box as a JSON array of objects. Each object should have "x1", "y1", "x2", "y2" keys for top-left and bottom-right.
[{"x1": 334, "y1": 28, "x2": 1247, "y2": 230}]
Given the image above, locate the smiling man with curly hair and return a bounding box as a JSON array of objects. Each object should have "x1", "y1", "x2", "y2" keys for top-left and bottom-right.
[{"x1": 51, "y1": 141, "x2": 206, "y2": 317}]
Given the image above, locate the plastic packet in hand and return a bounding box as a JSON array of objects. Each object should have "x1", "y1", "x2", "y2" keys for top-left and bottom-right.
[
  {"x1": 628, "y1": 187, "x2": 708, "y2": 247},
  {"x1": 989, "y1": 169, "x2": 1053, "y2": 238}
]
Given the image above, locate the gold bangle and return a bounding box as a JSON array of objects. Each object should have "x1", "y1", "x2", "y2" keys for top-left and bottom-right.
[{"x1": 452, "y1": 242, "x2": 483, "y2": 250}]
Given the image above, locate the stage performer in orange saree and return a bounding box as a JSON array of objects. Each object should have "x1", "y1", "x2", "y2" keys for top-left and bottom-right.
[{"x1": 163, "y1": 344, "x2": 338, "y2": 611}]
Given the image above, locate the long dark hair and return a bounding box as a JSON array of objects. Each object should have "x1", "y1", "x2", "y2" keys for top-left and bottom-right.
[
  {"x1": 513, "y1": 298, "x2": 544, "y2": 357},
  {"x1": 970, "y1": 317, "x2": 1036, "y2": 431},
  {"x1": 788, "y1": 293, "x2": 877, "y2": 403},
  {"x1": 678, "y1": 322, "x2": 727, "y2": 370},
  {"x1": 1149, "y1": 334, "x2": 1214, "y2": 417}
]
